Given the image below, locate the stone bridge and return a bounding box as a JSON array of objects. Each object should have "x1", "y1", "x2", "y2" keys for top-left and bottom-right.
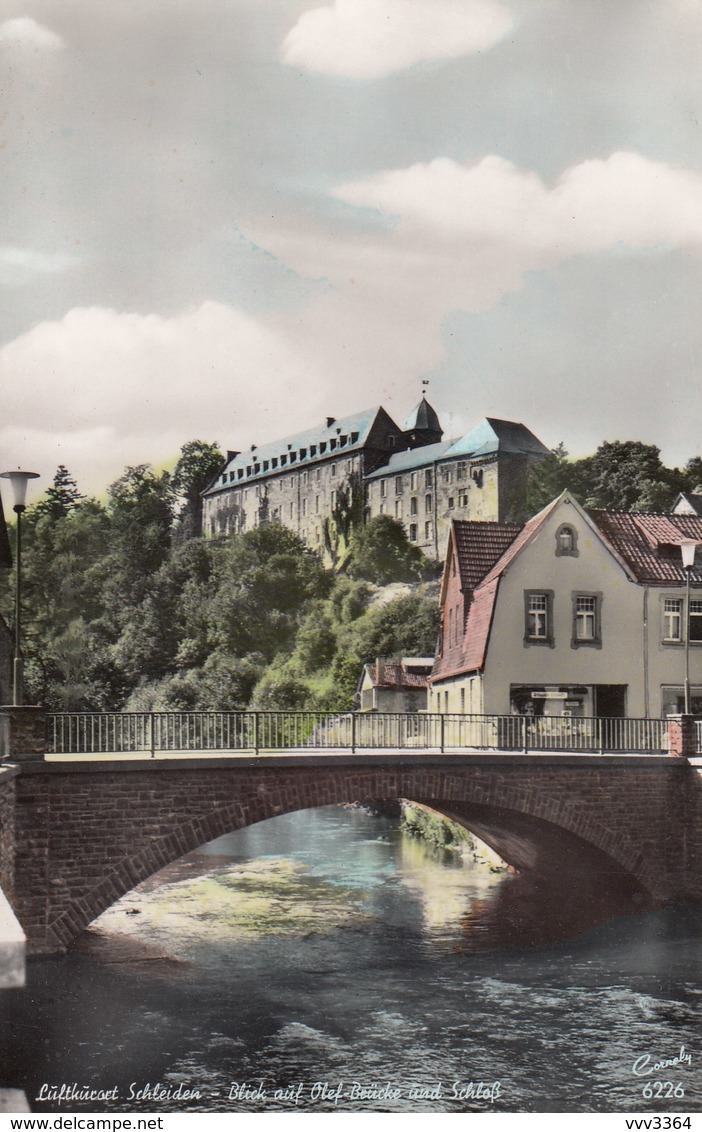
[{"x1": 1, "y1": 707, "x2": 702, "y2": 955}]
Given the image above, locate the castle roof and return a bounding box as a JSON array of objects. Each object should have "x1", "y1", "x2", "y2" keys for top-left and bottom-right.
[
  {"x1": 445, "y1": 418, "x2": 551, "y2": 460},
  {"x1": 403, "y1": 396, "x2": 442, "y2": 435},
  {"x1": 365, "y1": 440, "x2": 452, "y2": 479},
  {"x1": 203, "y1": 405, "x2": 397, "y2": 496}
]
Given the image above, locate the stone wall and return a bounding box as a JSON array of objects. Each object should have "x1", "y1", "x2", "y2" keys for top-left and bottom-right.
[{"x1": 11, "y1": 755, "x2": 702, "y2": 954}]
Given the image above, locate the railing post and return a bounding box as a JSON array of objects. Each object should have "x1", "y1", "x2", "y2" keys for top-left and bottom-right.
[
  {"x1": 148, "y1": 712, "x2": 155, "y2": 758},
  {"x1": 351, "y1": 711, "x2": 356, "y2": 754},
  {"x1": 597, "y1": 717, "x2": 604, "y2": 755},
  {"x1": 440, "y1": 713, "x2": 445, "y2": 754},
  {"x1": 253, "y1": 711, "x2": 259, "y2": 756},
  {"x1": 522, "y1": 715, "x2": 528, "y2": 754}
]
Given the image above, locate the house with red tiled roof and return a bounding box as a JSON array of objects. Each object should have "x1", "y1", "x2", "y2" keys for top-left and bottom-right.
[
  {"x1": 430, "y1": 492, "x2": 702, "y2": 721},
  {"x1": 357, "y1": 657, "x2": 433, "y2": 713}
]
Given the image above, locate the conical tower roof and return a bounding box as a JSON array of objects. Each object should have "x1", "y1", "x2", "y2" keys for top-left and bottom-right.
[{"x1": 404, "y1": 395, "x2": 442, "y2": 436}]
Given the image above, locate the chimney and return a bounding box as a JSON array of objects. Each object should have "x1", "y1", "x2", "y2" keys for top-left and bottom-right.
[{"x1": 326, "y1": 416, "x2": 336, "y2": 428}]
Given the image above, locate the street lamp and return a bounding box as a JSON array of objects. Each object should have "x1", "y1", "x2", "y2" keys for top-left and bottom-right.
[
  {"x1": 680, "y1": 538, "x2": 699, "y2": 716},
  {"x1": 0, "y1": 470, "x2": 39, "y2": 705}
]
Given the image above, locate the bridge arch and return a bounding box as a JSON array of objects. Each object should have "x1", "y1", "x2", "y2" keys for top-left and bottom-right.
[{"x1": 31, "y1": 764, "x2": 660, "y2": 952}]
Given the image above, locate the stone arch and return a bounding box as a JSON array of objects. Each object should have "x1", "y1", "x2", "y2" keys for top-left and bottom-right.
[{"x1": 46, "y1": 766, "x2": 657, "y2": 951}]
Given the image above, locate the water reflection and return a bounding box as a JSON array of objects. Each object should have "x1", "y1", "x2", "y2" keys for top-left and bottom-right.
[{"x1": 2, "y1": 805, "x2": 701, "y2": 1114}]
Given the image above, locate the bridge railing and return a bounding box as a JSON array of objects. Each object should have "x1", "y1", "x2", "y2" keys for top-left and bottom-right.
[{"x1": 45, "y1": 710, "x2": 671, "y2": 756}]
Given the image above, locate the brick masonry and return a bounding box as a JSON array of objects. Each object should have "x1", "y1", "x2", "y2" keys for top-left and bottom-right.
[
  {"x1": 9, "y1": 755, "x2": 702, "y2": 954},
  {"x1": 0, "y1": 768, "x2": 17, "y2": 899}
]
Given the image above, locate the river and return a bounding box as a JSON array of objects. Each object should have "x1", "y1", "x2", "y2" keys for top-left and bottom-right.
[{"x1": 1, "y1": 805, "x2": 701, "y2": 1114}]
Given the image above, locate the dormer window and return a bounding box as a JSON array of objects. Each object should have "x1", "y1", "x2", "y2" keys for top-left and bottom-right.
[{"x1": 555, "y1": 524, "x2": 579, "y2": 557}]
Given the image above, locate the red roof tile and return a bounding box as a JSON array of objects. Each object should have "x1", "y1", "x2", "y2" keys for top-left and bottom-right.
[
  {"x1": 452, "y1": 521, "x2": 521, "y2": 590},
  {"x1": 589, "y1": 510, "x2": 702, "y2": 585}
]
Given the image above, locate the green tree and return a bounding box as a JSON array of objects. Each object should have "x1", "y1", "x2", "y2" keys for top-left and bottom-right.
[
  {"x1": 172, "y1": 439, "x2": 224, "y2": 537},
  {"x1": 33, "y1": 465, "x2": 84, "y2": 522},
  {"x1": 346, "y1": 515, "x2": 427, "y2": 585}
]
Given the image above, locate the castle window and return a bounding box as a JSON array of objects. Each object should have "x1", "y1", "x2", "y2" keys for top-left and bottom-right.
[
  {"x1": 410, "y1": 472, "x2": 418, "y2": 490},
  {"x1": 302, "y1": 471, "x2": 308, "y2": 485},
  {"x1": 380, "y1": 480, "x2": 387, "y2": 498},
  {"x1": 395, "y1": 499, "x2": 402, "y2": 519},
  {"x1": 301, "y1": 498, "x2": 307, "y2": 517},
  {"x1": 459, "y1": 492, "x2": 469, "y2": 507},
  {"x1": 448, "y1": 497, "x2": 455, "y2": 510},
  {"x1": 409, "y1": 523, "x2": 418, "y2": 542},
  {"x1": 346, "y1": 460, "x2": 353, "y2": 474},
  {"x1": 457, "y1": 462, "x2": 467, "y2": 481},
  {"x1": 316, "y1": 467, "x2": 322, "y2": 481},
  {"x1": 410, "y1": 497, "x2": 418, "y2": 516},
  {"x1": 425, "y1": 469, "x2": 433, "y2": 488},
  {"x1": 441, "y1": 467, "x2": 453, "y2": 484},
  {"x1": 331, "y1": 463, "x2": 337, "y2": 477},
  {"x1": 555, "y1": 524, "x2": 579, "y2": 557},
  {"x1": 331, "y1": 489, "x2": 337, "y2": 508},
  {"x1": 425, "y1": 520, "x2": 433, "y2": 540},
  {"x1": 315, "y1": 496, "x2": 320, "y2": 513},
  {"x1": 425, "y1": 494, "x2": 432, "y2": 513},
  {"x1": 472, "y1": 469, "x2": 484, "y2": 488},
  {"x1": 395, "y1": 476, "x2": 403, "y2": 495}
]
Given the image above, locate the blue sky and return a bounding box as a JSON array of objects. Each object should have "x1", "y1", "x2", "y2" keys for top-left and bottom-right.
[{"x1": 2, "y1": 0, "x2": 702, "y2": 497}]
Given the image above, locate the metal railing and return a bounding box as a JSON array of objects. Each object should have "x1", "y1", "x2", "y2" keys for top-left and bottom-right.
[{"x1": 45, "y1": 710, "x2": 671, "y2": 757}]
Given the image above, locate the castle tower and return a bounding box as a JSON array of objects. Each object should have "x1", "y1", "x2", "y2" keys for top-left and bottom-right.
[{"x1": 403, "y1": 396, "x2": 443, "y2": 449}]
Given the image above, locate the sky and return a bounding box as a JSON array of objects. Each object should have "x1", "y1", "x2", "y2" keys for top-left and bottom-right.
[{"x1": 1, "y1": 0, "x2": 702, "y2": 502}]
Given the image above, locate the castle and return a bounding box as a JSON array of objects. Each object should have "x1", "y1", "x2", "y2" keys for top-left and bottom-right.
[{"x1": 201, "y1": 397, "x2": 549, "y2": 561}]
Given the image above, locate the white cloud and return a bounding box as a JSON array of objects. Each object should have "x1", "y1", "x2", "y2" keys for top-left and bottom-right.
[
  {"x1": 281, "y1": 0, "x2": 513, "y2": 79},
  {"x1": 0, "y1": 303, "x2": 331, "y2": 495},
  {"x1": 0, "y1": 17, "x2": 65, "y2": 52},
  {"x1": 0, "y1": 246, "x2": 80, "y2": 286},
  {"x1": 334, "y1": 151, "x2": 702, "y2": 271}
]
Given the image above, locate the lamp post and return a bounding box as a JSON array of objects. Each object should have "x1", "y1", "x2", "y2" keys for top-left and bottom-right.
[
  {"x1": 0, "y1": 470, "x2": 39, "y2": 705},
  {"x1": 680, "y1": 538, "x2": 698, "y2": 716}
]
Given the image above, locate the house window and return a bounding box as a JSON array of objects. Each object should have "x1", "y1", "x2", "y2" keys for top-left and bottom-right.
[
  {"x1": 524, "y1": 590, "x2": 554, "y2": 647},
  {"x1": 410, "y1": 496, "x2": 418, "y2": 516},
  {"x1": 690, "y1": 599, "x2": 702, "y2": 642},
  {"x1": 409, "y1": 523, "x2": 418, "y2": 542},
  {"x1": 555, "y1": 524, "x2": 579, "y2": 557},
  {"x1": 572, "y1": 593, "x2": 602, "y2": 647},
  {"x1": 663, "y1": 598, "x2": 683, "y2": 642},
  {"x1": 301, "y1": 498, "x2": 307, "y2": 517},
  {"x1": 380, "y1": 501, "x2": 386, "y2": 514}
]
